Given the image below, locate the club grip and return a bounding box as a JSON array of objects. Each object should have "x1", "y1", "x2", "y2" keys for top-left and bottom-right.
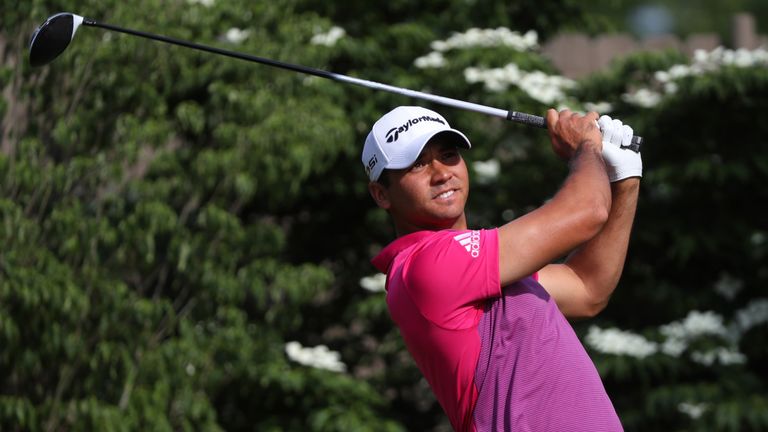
[
  {"x1": 505, "y1": 110, "x2": 643, "y2": 152},
  {"x1": 506, "y1": 111, "x2": 546, "y2": 128}
]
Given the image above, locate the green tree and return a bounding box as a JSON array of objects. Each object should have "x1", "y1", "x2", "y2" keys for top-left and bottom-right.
[
  {"x1": 5, "y1": 0, "x2": 766, "y2": 431},
  {"x1": 572, "y1": 48, "x2": 768, "y2": 430},
  {"x1": 3, "y1": 0, "x2": 400, "y2": 430}
]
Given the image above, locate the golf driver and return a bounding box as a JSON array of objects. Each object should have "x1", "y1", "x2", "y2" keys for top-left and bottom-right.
[{"x1": 29, "y1": 12, "x2": 643, "y2": 150}]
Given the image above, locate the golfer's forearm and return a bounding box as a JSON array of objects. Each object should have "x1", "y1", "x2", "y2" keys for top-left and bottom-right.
[
  {"x1": 564, "y1": 178, "x2": 640, "y2": 311},
  {"x1": 555, "y1": 144, "x2": 612, "y2": 235},
  {"x1": 497, "y1": 144, "x2": 612, "y2": 286}
]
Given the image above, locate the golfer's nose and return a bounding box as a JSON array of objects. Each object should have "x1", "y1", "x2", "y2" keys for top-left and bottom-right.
[{"x1": 430, "y1": 160, "x2": 452, "y2": 184}]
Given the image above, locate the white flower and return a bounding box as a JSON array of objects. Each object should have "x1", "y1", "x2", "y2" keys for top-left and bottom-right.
[
  {"x1": 693, "y1": 49, "x2": 710, "y2": 63},
  {"x1": 430, "y1": 40, "x2": 449, "y2": 52},
  {"x1": 522, "y1": 30, "x2": 538, "y2": 48},
  {"x1": 668, "y1": 64, "x2": 691, "y2": 80},
  {"x1": 734, "y1": 298, "x2": 768, "y2": 333},
  {"x1": 521, "y1": 73, "x2": 574, "y2": 103},
  {"x1": 311, "y1": 26, "x2": 346, "y2": 47},
  {"x1": 586, "y1": 326, "x2": 658, "y2": 358},
  {"x1": 188, "y1": 0, "x2": 215, "y2": 6},
  {"x1": 678, "y1": 402, "x2": 708, "y2": 419},
  {"x1": 663, "y1": 82, "x2": 679, "y2": 94},
  {"x1": 583, "y1": 101, "x2": 614, "y2": 113},
  {"x1": 660, "y1": 310, "x2": 728, "y2": 340},
  {"x1": 691, "y1": 347, "x2": 746, "y2": 366},
  {"x1": 654, "y1": 70, "x2": 670, "y2": 83},
  {"x1": 733, "y1": 48, "x2": 754, "y2": 67},
  {"x1": 473, "y1": 159, "x2": 500, "y2": 183},
  {"x1": 659, "y1": 310, "x2": 729, "y2": 357},
  {"x1": 285, "y1": 341, "x2": 347, "y2": 372},
  {"x1": 225, "y1": 28, "x2": 250, "y2": 44},
  {"x1": 652, "y1": 46, "x2": 768, "y2": 92},
  {"x1": 435, "y1": 27, "x2": 538, "y2": 52},
  {"x1": 713, "y1": 273, "x2": 743, "y2": 301},
  {"x1": 185, "y1": 363, "x2": 196, "y2": 376},
  {"x1": 592, "y1": 303, "x2": 765, "y2": 366},
  {"x1": 462, "y1": 63, "x2": 573, "y2": 104},
  {"x1": 414, "y1": 52, "x2": 446, "y2": 69},
  {"x1": 359, "y1": 273, "x2": 386, "y2": 293},
  {"x1": 464, "y1": 67, "x2": 482, "y2": 83},
  {"x1": 660, "y1": 338, "x2": 687, "y2": 357},
  {"x1": 621, "y1": 88, "x2": 662, "y2": 108}
]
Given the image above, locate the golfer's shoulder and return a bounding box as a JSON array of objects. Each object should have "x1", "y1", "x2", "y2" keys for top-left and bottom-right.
[
  {"x1": 404, "y1": 230, "x2": 453, "y2": 267},
  {"x1": 408, "y1": 229, "x2": 471, "y2": 260},
  {"x1": 404, "y1": 229, "x2": 496, "y2": 288}
]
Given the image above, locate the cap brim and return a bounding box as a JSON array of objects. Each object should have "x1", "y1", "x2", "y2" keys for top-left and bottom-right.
[{"x1": 386, "y1": 129, "x2": 471, "y2": 170}]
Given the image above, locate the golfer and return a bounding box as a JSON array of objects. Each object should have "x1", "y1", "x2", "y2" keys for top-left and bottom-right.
[{"x1": 362, "y1": 106, "x2": 641, "y2": 431}]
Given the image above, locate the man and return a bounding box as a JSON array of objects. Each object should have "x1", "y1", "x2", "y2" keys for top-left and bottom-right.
[{"x1": 362, "y1": 106, "x2": 641, "y2": 431}]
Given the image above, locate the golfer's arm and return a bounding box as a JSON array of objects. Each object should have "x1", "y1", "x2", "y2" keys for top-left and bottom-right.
[
  {"x1": 498, "y1": 144, "x2": 611, "y2": 286},
  {"x1": 538, "y1": 178, "x2": 640, "y2": 318}
]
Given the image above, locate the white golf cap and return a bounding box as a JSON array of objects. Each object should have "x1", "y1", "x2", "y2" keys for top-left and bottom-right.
[{"x1": 362, "y1": 106, "x2": 471, "y2": 181}]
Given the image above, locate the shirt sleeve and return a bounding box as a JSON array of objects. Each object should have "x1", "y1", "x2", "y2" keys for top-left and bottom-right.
[{"x1": 403, "y1": 229, "x2": 501, "y2": 330}]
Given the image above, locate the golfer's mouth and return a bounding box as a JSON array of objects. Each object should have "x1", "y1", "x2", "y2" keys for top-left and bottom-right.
[{"x1": 434, "y1": 189, "x2": 457, "y2": 200}]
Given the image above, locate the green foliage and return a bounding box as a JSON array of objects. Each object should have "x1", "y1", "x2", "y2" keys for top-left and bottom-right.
[
  {"x1": 564, "y1": 49, "x2": 768, "y2": 431},
  {"x1": 3, "y1": 0, "x2": 767, "y2": 431}
]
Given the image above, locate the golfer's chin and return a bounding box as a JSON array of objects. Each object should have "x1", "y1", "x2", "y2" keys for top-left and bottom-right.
[{"x1": 429, "y1": 194, "x2": 468, "y2": 224}]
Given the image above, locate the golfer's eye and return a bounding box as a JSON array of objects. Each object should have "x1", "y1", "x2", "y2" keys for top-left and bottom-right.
[
  {"x1": 441, "y1": 149, "x2": 460, "y2": 163},
  {"x1": 410, "y1": 159, "x2": 427, "y2": 171}
]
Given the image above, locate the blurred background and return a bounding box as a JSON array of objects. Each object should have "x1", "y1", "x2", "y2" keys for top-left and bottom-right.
[{"x1": 2, "y1": 0, "x2": 767, "y2": 431}]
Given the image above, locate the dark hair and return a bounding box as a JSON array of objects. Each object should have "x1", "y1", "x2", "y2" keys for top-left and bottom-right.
[{"x1": 375, "y1": 169, "x2": 391, "y2": 187}]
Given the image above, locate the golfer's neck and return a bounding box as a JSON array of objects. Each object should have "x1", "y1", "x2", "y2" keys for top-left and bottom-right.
[{"x1": 394, "y1": 214, "x2": 468, "y2": 237}]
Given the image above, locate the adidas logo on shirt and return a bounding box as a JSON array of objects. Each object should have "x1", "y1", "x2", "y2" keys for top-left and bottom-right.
[{"x1": 453, "y1": 231, "x2": 481, "y2": 258}]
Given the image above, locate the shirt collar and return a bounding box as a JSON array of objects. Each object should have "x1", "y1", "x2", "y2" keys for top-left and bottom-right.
[{"x1": 371, "y1": 231, "x2": 436, "y2": 273}]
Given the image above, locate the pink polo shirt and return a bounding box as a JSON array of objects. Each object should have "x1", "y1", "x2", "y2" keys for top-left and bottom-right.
[{"x1": 372, "y1": 229, "x2": 622, "y2": 432}]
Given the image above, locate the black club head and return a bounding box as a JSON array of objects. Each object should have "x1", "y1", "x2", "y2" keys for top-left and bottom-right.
[{"x1": 29, "y1": 13, "x2": 84, "y2": 67}]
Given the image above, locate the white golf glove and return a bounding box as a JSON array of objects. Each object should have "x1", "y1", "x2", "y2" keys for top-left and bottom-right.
[{"x1": 598, "y1": 115, "x2": 642, "y2": 182}]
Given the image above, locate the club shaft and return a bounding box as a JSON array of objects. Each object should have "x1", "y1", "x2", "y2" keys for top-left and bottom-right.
[
  {"x1": 85, "y1": 20, "x2": 509, "y2": 117},
  {"x1": 84, "y1": 19, "x2": 642, "y2": 149}
]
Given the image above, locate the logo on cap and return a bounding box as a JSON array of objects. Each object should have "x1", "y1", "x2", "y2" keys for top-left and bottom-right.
[
  {"x1": 365, "y1": 154, "x2": 378, "y2": 177},
  {"x1": 384, "y1": 115, "x2": 446, "y2": 143},
  {"x1": 385, "y1": 128, "x2": 400, "y2": 143}
]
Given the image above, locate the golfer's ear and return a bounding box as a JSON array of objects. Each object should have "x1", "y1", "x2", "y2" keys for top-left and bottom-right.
[{"x1": 368, "y1": 182, "x2": 391, "y2": 210}]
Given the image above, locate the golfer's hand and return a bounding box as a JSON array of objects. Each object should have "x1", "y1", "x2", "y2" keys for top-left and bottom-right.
[
  {"x1": 598, "y1": 115, "x2": 642, "y2": 182},
  {"x1": 546, "y1": 109, "x2": 603, "y2": 160}
]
